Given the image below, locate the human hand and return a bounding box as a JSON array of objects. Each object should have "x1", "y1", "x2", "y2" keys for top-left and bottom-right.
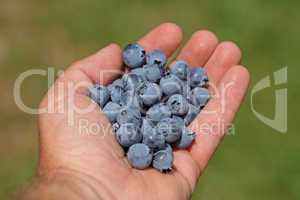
[{"x1": 36, "y1": 23, "x2": 250, "y2": 200}]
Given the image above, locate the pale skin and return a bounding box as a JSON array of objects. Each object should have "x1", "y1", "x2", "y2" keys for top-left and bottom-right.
[{"x1": 20, "y1": 23, "x2": 250, "y2": 200}]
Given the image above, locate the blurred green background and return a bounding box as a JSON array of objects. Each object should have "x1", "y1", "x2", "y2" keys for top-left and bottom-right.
[{"x1": 0, "y1": 0, "x2": 298, "y2": 199}]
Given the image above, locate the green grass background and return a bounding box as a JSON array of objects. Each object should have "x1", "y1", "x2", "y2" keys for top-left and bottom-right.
[{"x1": 0, "y1": 0, "x2": 299, "y2": 199}]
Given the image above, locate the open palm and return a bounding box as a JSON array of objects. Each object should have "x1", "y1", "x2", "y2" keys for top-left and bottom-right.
[{"x1": 38, "y1": 23, "x2": 250, "y2": 200}]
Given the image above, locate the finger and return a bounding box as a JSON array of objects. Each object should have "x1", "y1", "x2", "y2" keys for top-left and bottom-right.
[
  {"x1": 68, "y1": 43, "x2": 124, "y2": 85},
  {"x1": 189, "y1": 65, "x2": 250, "y2": 171},
  {"x1": 204, "y1": 42, "x2": 242, "y2": 85},
  {"x1": 40, "y1": 43, "x2": 123, "y2": 109},
  {"x1": 176, "y1": 30, "x2": 219, "y2": 66},
  {"x1": 138, "y1": 22, "x2": 183, "y2": 57},
  {"x1": 61, "y1": 22, "x2": 183, "y2": 89}
]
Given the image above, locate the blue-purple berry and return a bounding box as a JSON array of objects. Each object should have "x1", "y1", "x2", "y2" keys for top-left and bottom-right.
[
  {"x1": 130, "y1": 68, "x2": 146, "y2": 80},
  {"x1": 154, "y1": 143, "x2": 173, "y2": 154},
  {"x1": 167, "y1": 94, "x2": 189, "y2": 116},
  {"x1": 116, "y1": 123, "x2": 142, "y2": 147},
  {"x1": 127, "y1": 143, "x2": 153, "y2": 169},
  {"x1": 190, "y1": 68, "x2": 209, "y2": 88},
  {"x1": 159, "y1": 74, "x2": 183, "y2": 96},
  {"x1": 142, "y1": 119, "x2": 165, "y2": 149},
  {"x1": 184, "y1": 103, "x2": 200, "y2": 125},
  {"x1": 124, "y1": 90, "x2": 143, "y2": 110},
  {"x1": 109, "y1": 85, "x2": 126, "y2": 105},
  {"x1": 156, "y1": 117, "x2": 182, "y2": 143},
  {"x1": 170, "y1": 60, "x2": 190, "y2": 80},
  {"x1": 122, "y1": 73, "x2": 143, "y2": 91},
  {"x1": 123, "y1": 43, "x2": 146, "y2": 68},
  {"x1": 146, "y1": 49, "x2": 167, "y2": 68},
  {"x1": 146, "y1": 103, "x2": 172, "y2": 124},
  {"x1": 175, "y1": 127, "x2": 196, "y2": 149},
  {"x1": 152, "y1": 149, "x2": 173, "y2": 173},
  {"x1": 117, "y1": 105, "x2": 142, "y2": 127},
  {"x1": 88, "y1": 84, "x2": 110, "y2": 108},
  {"x1": 143, "y1": 64, "x2": 162, "y2": 83},
  {"x1": 137, "y1": 82, "x2": 162, "y2": 107},
  {"x1": 190, "y1": 87, "x2": 210, "y2": 107},
  {"x1": 103, "y1": 102, "x2": 121, "y2": 123}
]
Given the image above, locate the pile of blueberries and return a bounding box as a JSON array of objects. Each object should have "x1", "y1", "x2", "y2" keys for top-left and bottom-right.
[{"x1": 88, "y1": 43, "x2": 210, "y2": 173}]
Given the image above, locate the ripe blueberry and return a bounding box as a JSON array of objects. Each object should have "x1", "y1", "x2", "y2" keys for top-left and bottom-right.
[
  {"x1": 116, "y1": 123, "x2": 142, "y2": 147},
  {"x1": 146, "y1": 103, "x2": 172, "y2": 124},
  {"x1": 123, "y1": 43, "x2": 146, "y2": 68},
  {"x1": 143, "y1": 64, "x2": 162, "y2": 83},
  {"x1": 152, "y1": 149, "x2": 173, "y2": 173},
  {"x1": 127, "y1": 143, "x2": 153, "y2": 169},
  {"x1": 175, "y1": 127, "x2": 196, "y2": 149},
  {"x1": 184, "y1": 103, "x2": 200, "y2": 125},
  {"x1": 167, "y1": 94, "x2": 189, "y2": 116},
  {"x1": 137, "y1": 82, "x2": 162, "y2": 107},
  {"x1": 142, "y1": 119, "x2": 165, "y2": 149},
  {"x1": 170, "y1": 60, "x2": 190, "y2": 80},
  {"x1": 122, "y1": 73, "x2": 143, "y2": 91},
  {"x1": 103, "y1": 102, "x2": 121, "y2": 123},
  {"x1": 130, "y1": 68, "x2": 146, "y2": 81},
  {"x1": 159, "y1": 74, "x2": 183, "y2": 96},
  {"x1": 190, "y1": 87, "x2": 210, "y2": 107},
  {"x1": 88, "y1": 84, "x2": 110, "y2": 108},
  {"x1": 117, "y1": 105, "x2": 142, "y2": 127},
  {"x1": 109, "y1": 85, "x2": 126, "y2": 106},
  {"x1": 146, "y1": 49, "x2": 167, "y2": 68},
  {"x1": 156, "y1": 117, "x2": 182, "y2": 143},
  {"x1": 189, "y1": 68, "x2": 209, "y2": 88}
]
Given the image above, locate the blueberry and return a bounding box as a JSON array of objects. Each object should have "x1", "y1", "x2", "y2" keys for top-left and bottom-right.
[
  {"x1": 123, "y1": 43, "x2": 146, "y2": 69},
  {"x1": 111, "y1": 78, "x2": 124, "y2": 88},
  {"x1": 130, "y1": 68, "x2": 146, "y2": 80},
  {"x1": 154, "y1": 143, "x2": 173, "y2": 154},
  {"x1": 172, "y1": 115, "x2": 185, "y2": 127},
  {"x1": 116, "y1": 123, "x2": 142, "y2": 147},
  {"x1": 107, "y1": 78, "x2": 123, "y2": 93},
  {"x1": 175, "y1": 127, "x2": 195, "y2": 149},
  {"x1": 123, "y1": 90, "x2": 144, "y2": 111},
  {"x1": 117, "y1": 105, "x2": 142, "y2": 127},
  {"x1": 109, "y1": 85, "x2": 126, "y2": 105},
  {"x1": 190, "y1": 87, "x2": 210, "y2": 107},
  {"x1": 142, "y1": 119, "x2": 165, "y2": 149},
  {"x1": 141, "y1": 118, "x2": 155, "y2": 134},
  {"x1": 167, "y1": 94, "x2": 189, "y2": 116},
  {"x1": 152, "y1": 149, "x2": 173, "y2": 173},
  {"x1": 184, "y1": 103, "x2": 200, "y2": 125},
  {"x1": 170, "y1": 60, "x2": 190, "y2": 80},
  {"x1": 88, "y1": 84, "x2": 110, "y2": 108},
  {"x1": 146, "y1": 49, "x2": 167, "y2": 68},
  {"x1": 189, "y1": 68, "x2": 209, "y2": 88},
  {"x1": 146, "y1": 103, "x2": 172, "y2": 124},
  {"x1": 127, "y1": 143, "x2": 153, "y2": 169},
  {"x1": 143, "y1": 64, "x2": 162, "y2": 83},
  {"x1": 159, "y1": 74, "x2": 183, "y2": 96},
  {"x1": 122, "y1": 73, "x2": 143, "y2": 91},
  {"x1": 103, "y1": 102, "x2": 121, "y2": 123},
  {"x1": 137, "y1": 82, "x2": 162, "y2": 107},
  {"x1": 156, "y1": 117, "x2": 182, "y2": 143}
]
